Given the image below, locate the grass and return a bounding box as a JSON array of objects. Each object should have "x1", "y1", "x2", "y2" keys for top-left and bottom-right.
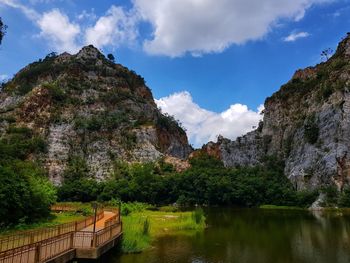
[
  {"x1": 121, "y1": 207, "x2": 206, "y2": 253},
  {"x1": 259, "y1": 205, "x2": 305, "y2": 210},
  {"x1": 53, "y1": 202, "x2": 94, "y2": 215},
  {"x1": 0, "y1": 212, "x2": 85, "y2": 236}
]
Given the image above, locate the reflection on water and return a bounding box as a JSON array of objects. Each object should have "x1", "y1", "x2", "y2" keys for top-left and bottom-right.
[{"x1": 102, "y1": 208, "x2": 350, "y2": 263}]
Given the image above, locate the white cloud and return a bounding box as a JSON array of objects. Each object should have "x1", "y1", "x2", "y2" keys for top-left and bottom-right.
[
  {"x1": 0, "y1": 74, "x2": 8, "y2": 81},
  {"x1": 283, "y1": 31, "x2": 310, "y2": 42},
  {"x1": 84, "y1": 5, "x2": 138, "y2": 49},
  {"x1": 1, "y1": 0, "x2": 334, "y2": 55},
  {"x1": 37, "y1": 9, "x2": 80, "y2": 53},
  {"x1": 155, "y1": 91, "x2": 263, "y2": 147},
  {"x1": 0, "y1": 1, "x2": 80, "y2": 52},
  {"x1": 133, "y1": 0, "x2": 332, "y2": 57},
  {"x1": 76, "y1": 9, "x2": 97, "y2": 21},
  {"x1": 0, "y1": 0, "x2": 39, "y2": 20}
]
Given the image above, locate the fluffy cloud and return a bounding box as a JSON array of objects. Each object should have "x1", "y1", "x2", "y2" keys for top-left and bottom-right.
[
  {"x1": 283, "y1": 31, "x2": 310, "y2": 42},
  {"x1": 37, "y1": 9, "x2": 80, "y2": 53},
  {"x1": 155, "y1": 91, "x2": 263, "y2": 147},
  {"x1": 1, "y1": 0, "x2": 334, "y2": 55},
  {"x1": 133, "y1": 0, "x2": 332, "y2": 57},
  {"x1": 84, "y1": 6, "x2": 138, "y2": 49},
  {"x1": 1, "y1": 1, "x2": 138, "y2": 52}
]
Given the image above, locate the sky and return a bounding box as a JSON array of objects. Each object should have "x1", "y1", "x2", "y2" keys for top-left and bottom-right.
[{"x1": 0, "y1": 0, "x2": 350, "y2": 147}]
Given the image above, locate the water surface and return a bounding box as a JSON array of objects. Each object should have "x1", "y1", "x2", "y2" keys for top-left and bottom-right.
[{"x1": 104, "y1": 208, "x2": 350, "y2": 263}]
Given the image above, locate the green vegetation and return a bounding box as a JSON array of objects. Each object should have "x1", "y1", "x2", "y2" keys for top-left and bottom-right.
[
  {"x1": 318, "y1": 185, "x2": 350, "y2": 208},
  {"x1": 259, "y1": 205, "x2": 305, "y2": 210},
  {"x1": 267, "y1": 50, "x2": 349, "y2": 106},
  {"x1": 121, "y1": 204, "x2": 205, "y2": 253},
  {"x1": 58, "y1": 156, "x2": 101, "y2": 202},
  {"x1": 0, "y1": 17, "x2": 6, "y2": 45},
  {"x1": 43, "y1": 82, "x2": 67, "y2": 103},
  {"x1": 339, "y1": 187, "x2": 350, "y2": 207},
  {"x1": 58, "y1": 154, "x2": 318, "y2": 208},
  {"x1": 0, "y1": 126, "x2": 56, "y2": 227},
  {"x1": 0, "y1": 212, "x2": 85, "y2": 236},
  {"x1": 4, "y1": 53, "x2": 65, "y2": 95},
  {"x1": 304, "y1": 115, "x2": 319, "y2": 144},
  {"x1": 157, "y1": 112, "x2": 186, "y2": 134},
  {"x1": 74, "y1": 111, "x2": 130, "y2": 132}
]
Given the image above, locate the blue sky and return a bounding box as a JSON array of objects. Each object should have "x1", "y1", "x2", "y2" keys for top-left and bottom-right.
[{"x1": 0, "y1": 0, "x2": 350, "y2": 146}]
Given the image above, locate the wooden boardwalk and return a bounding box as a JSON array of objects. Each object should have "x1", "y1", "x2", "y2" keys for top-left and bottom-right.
[{"x1": 0, "y1": 209, "x2": 122, "y2": 263}]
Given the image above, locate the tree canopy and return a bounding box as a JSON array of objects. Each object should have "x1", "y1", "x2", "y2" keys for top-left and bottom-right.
[{"x1": 0, "y1": 17, "x2": 7, "y2": 45}]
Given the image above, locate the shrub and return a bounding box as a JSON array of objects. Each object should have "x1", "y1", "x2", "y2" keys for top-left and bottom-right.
[
  {"x1": 0, "y1": 162, "x2": 57, "y2": 226},
  {"x1": 338, "y1": 187, "x2": 350, "y2": 207},
  {"x1": 321, "y1": 185, "x2": 339, "y2": 207},
  {"x1": 296, "y1": 190, "x2": 319, "y2": 207},
  {"x1": 142, "y1": 218, "x2": 150, "y2": 235},
  {"x1": 44, "y1": 83, "x2": 67, "y2": 102},
  {"x1": 0, "y1": 126, "x2": 47, "y2": 160},
  {"x1": 304, "y1": 115, "x2": 319, "y2": 144},
  {"x1": 319, "y1": 84, "x2": 333, "y2": 100},
  {"x1": 192, "y1": 208, "x2": 204, "y2": 224}
]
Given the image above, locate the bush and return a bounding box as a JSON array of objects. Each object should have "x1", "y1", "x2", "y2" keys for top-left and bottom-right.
[
  {"x1": 44, "y1": 83, "x2": 67, "y2": 102},
  {"x1": 142, "y1": 218, "x2": 150, "y2": 235},
  {"x1": 0, "y1": 126, "x2": 47, "y2": 160},
  {"x1": 0, "y1": 163, "x2": 56, "y2": 226},
  {"x1": 304, "y1": 115, "x2": 319, "y2": 144},
  {"x1": 338, "y1": 187, "x2": 350, "y2": 207},
  {"x1": 296, "y1": 190, "x2": 319, "y2": 207},
  {"x1": 321, "y1": 185, "x2": 339, "y2": 207},
  {"x1": 192, "y1": 208, "x2": 204, "y2": 224}
]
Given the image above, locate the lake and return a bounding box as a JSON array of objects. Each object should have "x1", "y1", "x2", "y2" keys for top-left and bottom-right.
[{"x1": 103, "y1": 208, "x2": 350, "y2": 263}]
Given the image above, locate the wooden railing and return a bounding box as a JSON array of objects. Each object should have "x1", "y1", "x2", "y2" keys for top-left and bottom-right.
[
  {"x1": 0, "y1": 222, "x2": 122, "y2": 263},
  {"x1": 95, "y1": 222, "x2": 122, "y2": 247},
  {"x1": 0, "y1": 211, "x2": 104, "y2": 252},
  {"x1": 103, "y1": 207, "x2": 121, "y2": 228},
  {"x1": 104, "y1": 215, "x2": 117, "y2": 228},
  {"x1": 51, "y1": 204, "x2": 78, "y2": 212}
]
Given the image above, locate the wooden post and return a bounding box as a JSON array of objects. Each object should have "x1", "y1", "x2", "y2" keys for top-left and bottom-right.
[
  {"x1": 34, "y1": 244, "x2": 41, "y2": 263},
  {"x1": 118, "y1": 205, "x2": 121, "y2": 223},
  {"x1": 70, "y1": 232, "x2": 74, "y2": 248},
  {"x1": 92, "y1": 233, "x2": 97, "y2": 247}
]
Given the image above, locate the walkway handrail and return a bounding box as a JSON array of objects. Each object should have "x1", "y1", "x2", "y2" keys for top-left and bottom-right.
[
  {"x1": 0, "y1": 209, "x2": 104, "y2": 252},
  {"x1": 0, "y1": 221, "x2": 122, "y2": 263}
]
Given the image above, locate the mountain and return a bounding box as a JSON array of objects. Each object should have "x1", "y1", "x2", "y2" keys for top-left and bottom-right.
[
  {"x1": 0, "y1": 46, "x2": 192, "y2": 184},
  {"x1": 200, "y1": 33, "x2": 350, "y2": 191}
]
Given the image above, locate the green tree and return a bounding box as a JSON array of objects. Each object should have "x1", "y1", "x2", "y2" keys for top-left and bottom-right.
[
  {"x1": 0, "y1": 17, "x2": 7, "y2": 45},
  {"x1": 0, "y1": 162, "x2": 56, "y2": 226},
  {"x1": 107, "y1": 53, "x2": 115, "y2": 62}
]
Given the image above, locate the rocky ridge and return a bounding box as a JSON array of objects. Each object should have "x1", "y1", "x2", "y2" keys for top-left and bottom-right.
[
  {"x1": 0, "y1": 46, "x2": 192, "y2": 184},
  {"x1": 201, "y1": 33, "x2": 350, "y2": 191}
]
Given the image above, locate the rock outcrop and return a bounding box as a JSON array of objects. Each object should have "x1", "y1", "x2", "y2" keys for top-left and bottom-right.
[
  {"x1": 0, "y1": 46, "x2": 192, "y2": 184},
  {"x1": 201, "y1": 33, "x2": 350, "y2": 191}
]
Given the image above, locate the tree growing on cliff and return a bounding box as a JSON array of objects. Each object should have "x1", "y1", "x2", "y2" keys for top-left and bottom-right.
[
  {"x1": 107, "y1": 53, "x2": 115, "y2": 63},
  {"x1": 321, "y1": 48, "x2": 333, "y2": 61},
  {"x1": 0, "y1": 17, "x2": 7, "y2": 45}
]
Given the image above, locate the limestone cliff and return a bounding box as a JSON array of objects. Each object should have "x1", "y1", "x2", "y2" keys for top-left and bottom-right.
[
  {"x1": 201, "y1": 33, "x2": 350, "y2": 191},
  {"x1": 0, "y1": 46, "x2": 192, "y2": 184}
]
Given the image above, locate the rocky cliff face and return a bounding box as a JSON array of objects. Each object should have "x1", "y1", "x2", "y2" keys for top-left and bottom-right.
[
  {"x1": 201, "y1": 34, "x2": 350, "y2": 191},
  {"x1": 0, "y1": 46, "x2": 192, "y2": 184}
]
